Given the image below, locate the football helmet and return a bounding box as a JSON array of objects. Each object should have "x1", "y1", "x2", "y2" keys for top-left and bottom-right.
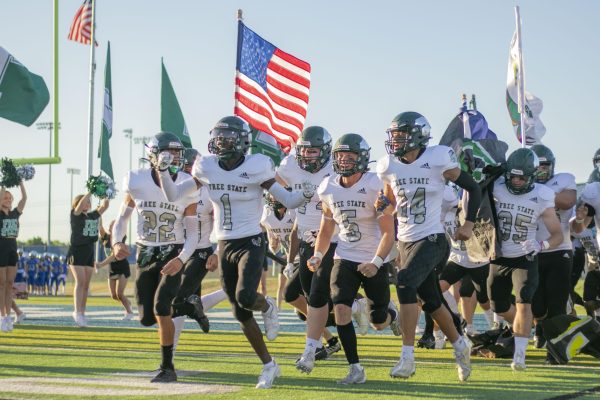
[
  {"x1": 183, "y1": 148, "x2": 200, "y2": 168},
  {"x1": 146, "y1": 132, "x2": 184, "y2": 174},
  {"x1": 530, "y1": 144, "x2": 555, "y2": 183},
  {"x1": 385, "y1": 111, "x2": 431, "y2": 158},
  {"x1": 208, "y1": 116, "x2": 251, "y2": 160},
  {"x1": 295, "y1": 126, "x2": 332, "y2": 173},
  {"x1": 594, "y1": 148, "x2": 600, "y2": 172},
  {"x1": 504, "y1": 148, "x2": 539, "y2": 195},
  {"x1": 332, "y1": 133, "x2": 370, "y2": 177},
  {"x1": 264, "y1": 186, "x2": 292, "y2": 211}
]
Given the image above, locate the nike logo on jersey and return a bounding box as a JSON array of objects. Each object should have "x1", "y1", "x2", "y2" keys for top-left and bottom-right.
[
  {"x1": 357, "y1": 188, "x2": 367, "y2": 194},
  {"x1": 420, "y1": 163, "x2": 431, "y2": 169},
  {"x1": 238, "y1": 172, "x2": 250, "y2": 179}
]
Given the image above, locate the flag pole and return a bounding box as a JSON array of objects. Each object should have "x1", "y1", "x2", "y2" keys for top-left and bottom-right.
[
  {"x1": 86, "y1": 0, "x2": 97, "y2": 176},
  {"x1": 514, "y1": 6, "x2": 526, "y2": 148}
]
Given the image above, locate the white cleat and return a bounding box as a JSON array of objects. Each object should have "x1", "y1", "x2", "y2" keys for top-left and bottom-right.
[
  {"x1": 353, "y1": 298, "x2": 370, "y2": 336},
  {"x1": 1, "y1": 316, "x2": 9, "y2": 333},
  {"x1": 122, "y1": 313, "x2": 134, "y2": 321},
  {"x1": 74, "y1": 313, "x2": 87, "y2": 328},
  {"x1": 255, "y1": 360, "x2": 281, "y2": 389},
  {"x1": 434, "y1": 330, "x2": 446, "y2": 349},
  {"x1": 337, "y1": 364, "x2": 366, "y2": 385},
  {"x1": 465, "y1": 324, "x2": 478, "y2": 336},
  {"x1": 295, "y1": 351, "x2": 316, "y2": 374},
  {"x1": 388, "y1": 301, "x2": 402, "y2": 336},
  {"x1": 15, "y1": 313, "x2": 26, "y2": 324},
  {"x1": 262, "y1": 297, "x2": 279, "y2": 341},
  {"x1": 454, "y1": 337, "x2": 472, "y2": 382},
  {"x1": 390, "y1": 357, "x2": 416, "y2": 379},
  {"x1": 511, "y1": 350, "x2": 526, "y2": 372}
]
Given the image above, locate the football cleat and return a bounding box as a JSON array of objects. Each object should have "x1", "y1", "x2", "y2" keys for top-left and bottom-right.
[
  {"x1": 337, "y1": 364, "x2": 366, "y2": 385},
  {"x1": 296, "y1": 351, "x2": 316, "y2": 374},
  {"x1": 454, "y1": 338, "x2": 472, "y2": 382},
  {"x1": 262, "y1": 297, "x2": 279, "y2": 341},
  {"x1": 390, "y1": 357, "x2": 416, "y2": 379},
  {"x1": 511, "y1": 350, "x2": 526, "y2": 372},
  {"x1": 186, "y1": 294, "x2": 210, "y2": 333},
  {"x1": 255, "y1": 360, "x2": 281, "y2": 389},
  {"x1": 325, "y1": 337, "x2": 342, "y2": 357},
  {"x1": 352, "y1": 298, "x2": 370, "y2": 336},
  {"x1": 150, "y1": 368, "x2": 177, "y2": 383},
  {"x1": 416, "y1": 333, "x2": 436, "y2": 349},
  {"x1": 388, "y1": 301, "x2": 402, "y2": 336}
]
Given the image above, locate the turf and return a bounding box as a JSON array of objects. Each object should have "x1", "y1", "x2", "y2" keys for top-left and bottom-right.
[{"x1": 1, "y1": 323, "x2": 599, "y2": 400}]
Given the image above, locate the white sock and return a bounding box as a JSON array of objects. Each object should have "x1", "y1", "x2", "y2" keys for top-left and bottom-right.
[
  {"x1": 493, "y1": 313, "x2": 504, "y2": 323},
  {"x1": 304, "y1": 338, "x2": 321, "y2": 355},
  {"x1": 401, "y1": 345, "x2": 414, "y2": 360},
  {"x1": 514, "y1": 336, "x2": 528, "y2": 358},
  {"x1": 434, "y1": 329, "x2": 445, "y2": 340},
  {"x1": 443, "y1": 291, "x2": 459, "y2": 314},
  {"x1": 451, "y1": 336, "x2": 466, "y2": 352},
  {"x1": 201, "y1": 289, "x2": 228, "y2": 311},
  {"x1": 483, "y1": 309, "x2": 494, "y2": 327},
  {"x1": 172, "y1": 316, "x2": 186, "y2": 355},
  {"x1": 264, "y1": 359, "x2": 275, "y2": 368}
]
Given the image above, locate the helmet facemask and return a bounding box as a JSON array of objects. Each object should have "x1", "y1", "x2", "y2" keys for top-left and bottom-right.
[
  {"x1": 208, "y1": 129, "x2": 248, "y2": 161},
  {"x1": 385, "y1": 119, "x2": 431, "y2": 159},
  {"x1": 333, "y1": 149, "x2": 369, "y2": 177},
  {"x1": 296, "y1": 143, "x2": 330, "y2": 173},
  {"x1": 535, "y1": 160, "x2": 554, "y2": 183},
  {"x1": 146, "y1": 136, "x2": 184, "y2": 175}
]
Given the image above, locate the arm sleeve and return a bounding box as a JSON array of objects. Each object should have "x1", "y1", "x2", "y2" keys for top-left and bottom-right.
[
  {"x1": 268, "y1": 181, "x2": 308, "y2": 209},
  {"x1": 111, "y1": 203, "x2": 134, "y2": 246},
  {"x1": 177, "y1": 216, "x2": 199, "y2": 264},
  {"x1": 159, "y1": 169, "x2": 198, "y2": 202},
  {"x1": 453, "y1": 170, "x2": 481, "y2": 222}
]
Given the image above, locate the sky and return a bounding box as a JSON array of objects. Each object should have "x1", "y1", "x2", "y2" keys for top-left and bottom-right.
[{"x1": 1, "y1": 0, "x2": 599, "y2": 243}]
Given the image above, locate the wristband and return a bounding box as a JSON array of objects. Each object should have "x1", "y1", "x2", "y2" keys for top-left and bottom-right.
[
  {"x1": 313, "y1": 251, "x2": 323, "y2": 260},
  {"x1": 370, "y1": 255, "x2": 384, "y2": 269},
  {"x1": 541, "y1": 240, "x2": 550, "y2": 250}
]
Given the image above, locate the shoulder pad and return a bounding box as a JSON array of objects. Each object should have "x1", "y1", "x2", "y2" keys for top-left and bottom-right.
[
  {"x1": 582, "y1": 182, "x2": 600, "y2": 202},
  {"x1": 537, "y1": 184, "x2": 556, "y2": 203},
  {"x1": 429, "y1": 145, "x2": 459, "y2": 168}
]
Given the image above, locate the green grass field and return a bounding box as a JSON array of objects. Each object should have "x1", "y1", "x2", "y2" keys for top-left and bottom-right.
[{"x1": 1, "y1": 278, "x2": 599, "y2": 400}]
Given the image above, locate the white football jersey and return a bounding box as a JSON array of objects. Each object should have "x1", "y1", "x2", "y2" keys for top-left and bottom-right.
[
  {"x1": 277, "y1": 154, "x2": 335, "y2": 241},
  {"x1": 581, "y1": 182, "x2": 600, "y2": 245},
  {"x1": 261, "y1": 206, "x2": 296, "y2": 253},
  {"x1": 377, "y1": 145, "x2": 459, "y2": 242},
  {"x1": 123, "y1": 169, "x2": 198, "y2": 247},
  {"x1": 196, "y1": 187, "x2": 214, "y2": 249},
  {"x1": 535, "y1": 173, "x2": 576, "y2": 252},
  {"x1": 318, "y1": 172, "x2": 384, "y2": 263},
  {"x1": 571, "y1": 226, "x2": 599, "y2": 262},
  {"x1": 493, "y1": 177, "x2": 555, "y2": 258},
  {"x1": 193, "y1": 154, "x2": 275, "y2": 240}
]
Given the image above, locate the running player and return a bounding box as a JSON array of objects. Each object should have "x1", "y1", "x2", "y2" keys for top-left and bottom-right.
[
  {"x1": 310, "y1": 133, "x2": 400, "y2": 384},
  {"x1": 377, "y1": 111, "x2": 481, "y2": 381},
  {"x1": 488, "y1": 148, "x2": 563, "y2": 371},
  {"x1": 111, "y1": 132, "x2": 199, "y2": 383}
]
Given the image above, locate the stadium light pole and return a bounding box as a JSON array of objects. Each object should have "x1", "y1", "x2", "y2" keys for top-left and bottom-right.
[
  {"x1": 67, "y1": 168, "x2": 81, "y2": 203},
  {"x1": 36, "y1": 122, "x2": 60, "y2": 251},
  {"x1": 123, "y1": 129, "x2": 133, "y2": 246},
  {"x1": 133, "y1": 136, "x2": 152, "y2": 168}
]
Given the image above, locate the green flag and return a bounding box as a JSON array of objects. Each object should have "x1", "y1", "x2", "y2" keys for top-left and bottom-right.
[
  {"x1": 250, "y1": 128, "x2": 285, "y2": 166},
  {"x1": 161, "y1": 59, "x2": 191, "y2": 148},
  {"x1": 97, "y1": 42, "x2": 113, "y2": 179},
  {"x1": 0, "y1": 46, "x2": 49, "y2": 127}
]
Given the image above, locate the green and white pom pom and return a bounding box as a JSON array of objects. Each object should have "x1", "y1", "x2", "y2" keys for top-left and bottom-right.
[
  {"x1": 0, "y1": 158, "x2": 21, "y2": 188},
  {"x1": 86, "y1": 175, "x2": 117, "y2": 199},
  {"x1": 16, "y1": 165, "x2": 35, "y2": 181}
]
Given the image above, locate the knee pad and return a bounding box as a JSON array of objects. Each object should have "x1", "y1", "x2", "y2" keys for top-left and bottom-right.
[
  {"x1": 421, "y1": 296, "x2": 442, "y2": 313},
  {"x1": 232, "y1": 304, "x2": 253, "y2": 323},
  {"x1": 326, "y1": 311, "x2": 336, "y2": 327},
  {"x1": 154, "y1": 300, "x2": 172, "y2": 318},
  {"x1": 236, "y1": 289, "x2": 257, "y2": 310},
  {"x1": 369, "y1": 304, "x2": 388, "y2": 325},
  {"x1": 489, "y1": 298, "x2": 510, "y2": 314},
  {"x1": 308, "y1": 292, "x2": 329, "y2": 309},
  {"x1": 139, "y1": 311, "x2": 155, "y2": 327},
  {"x1": 396, "y1": 285, "x2": 417, "y2": 305},
  {"x1": 284, "y1": 285, "x2": 301, "y2": 304}
]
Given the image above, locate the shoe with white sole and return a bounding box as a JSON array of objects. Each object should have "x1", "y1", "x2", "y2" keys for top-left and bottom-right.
[
  {"x1": 511, "y1": 350, "x2": 526, "y2": 371},
  {"x1": 255, "y1": 360, "x2": 281, "y2": 389},
  {"x1": 454, "y1": 337, "x2": 472, "y2": 382},
  {"x1": 1, "y1": 316, "x2": 9, "y2": 333},
  {"x1": 390, "y1": 357, "x2": 416, "y2": 379},
  {"x1": 122, "y1": 313, "x2": 134, "y2": 321},
  {"x1": 295, "y1": 350, "x2": 315, "y2": 374},
  {"x1": 15, "y1": 313, "x2": 26, "y2": 324},
  {"x1": 388, "y1": 301, "x2": 402, "y2": 336},
  {"x1": 262, "y1": 297, "x2": 279, "y2": 341},
  {"x1": 337, "y1": 364, "x2": 366, "y2": 385},
  {"x1": 352, "y1": 298, "x2": 370, "y2": 336}
]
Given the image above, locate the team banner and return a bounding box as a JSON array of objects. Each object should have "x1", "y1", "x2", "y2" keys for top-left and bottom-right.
[
  {"x1": 0, "y1": 47, "x2": 49, "y2": 127},
  {"x1": 98, "y1": 42, "x2": 114, "y2": 179},
  {"x1": 161, "y1": 59, "x2": 192, "y2": 148}
]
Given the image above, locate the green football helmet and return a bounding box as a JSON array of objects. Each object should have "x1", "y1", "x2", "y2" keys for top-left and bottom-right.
[
  {"x1": 146, "y1": 132, "x2": 184, "y2": 174},
  {"x1": 208, "y1": 116, "x2": 251, "y2": 160},
  {"x1": 504, "y1": 148, "x2": 539, "y2": 195},
  {"x1": 530, "y1": 144, "x2": 555, "y2": 183},
  {"x1": 295, "y1": 126, "x2": 332, "y2": 172},
  {"x1": 183, "y1": 148, "x2": 200, "y2": 167},
  {"x1": 264, "y1": 186, "x2": 291, "y2": 211},
  {"x1": 332, "y1": 133, "x2": 371, "y2": 177},
  {"x1": 385, "y1": 111, "x2": 431, "y2": 158}
]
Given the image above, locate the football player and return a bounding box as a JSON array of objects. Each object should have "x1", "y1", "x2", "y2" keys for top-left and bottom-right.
[
  {"x1": 111, "y1": 132, "x2": 199, "y2": 383},
  {"x1": 377, "y1": 112, "x2": 481, "y2": 381},
  {"x1": 0, "y1": 182, "x2": 27, "y2": 332},
  {"x1": 158, "y1": 116, "x2": 314, "y2": 389},
  {"x1": 310, "y1": 133, "x2": 399, "y2": 384},
  {"x1": 275, "y1": 126, "x2": 340, "y2": 373},
  {"x1": 530, "y1": 144, "x2": 577, "y2": 361},
  {"x1": 488, "y1": 148, "x2": 563, "y2": 371},
  {"x1": 26, "y1": 252, "x2": 37, "y2": 295}
]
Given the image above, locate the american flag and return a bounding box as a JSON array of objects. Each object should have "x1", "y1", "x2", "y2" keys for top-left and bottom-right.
[
  {"x1": 67, "y1": 0, "x2": 96, "y2": 46},
  {"x1": 235, "y1": 22, "x2": 311, "y2": 152}
]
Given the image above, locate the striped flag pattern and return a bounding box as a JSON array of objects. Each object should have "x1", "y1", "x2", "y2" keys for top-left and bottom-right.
[
  {"x1": 67, "y1": 0, "x2": 95, "y2": 45},
  {"x1": 234, "y1": 21, "x2": 311, "y2": 152}
]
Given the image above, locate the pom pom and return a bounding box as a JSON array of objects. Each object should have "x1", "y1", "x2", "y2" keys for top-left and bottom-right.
[
  {"x1": 16, "y1": 165, "x2": 36, "y2": 181},
  {"x1": 0, "y1": 158, "x2": 21, "y2": 188},
  {"x1": 86, "y1": 175, "x2": 117, "y2": 199}
]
